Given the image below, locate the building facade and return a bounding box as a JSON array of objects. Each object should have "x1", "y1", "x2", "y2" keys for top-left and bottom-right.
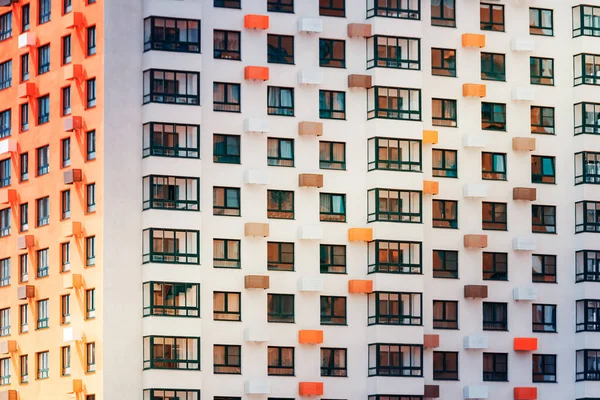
[{"x1": 0, "y1": 0, "x2": 599, "y2": 399}]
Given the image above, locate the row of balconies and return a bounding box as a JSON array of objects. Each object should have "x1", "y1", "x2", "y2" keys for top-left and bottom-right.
[
  {"x1": 422, "y1": 385, "x2": 537, "y2": 400},
  {"x1": 244, "y1": 274, "x2": 371, "y2": 293}
]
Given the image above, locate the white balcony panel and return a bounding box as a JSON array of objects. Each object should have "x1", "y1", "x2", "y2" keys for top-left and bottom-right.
[
  {"x1": 511, "y1": 37, "x2": 535, "y2": 52},
  {"x1": 298, "y1": 70, "x2": 323, "y2": 85},
  {"x1": 463, "y1": 134, "x2": 486, "y2": 148},
  {"x1": 244, "y1": 118, "x2": 269, "y2": 134},
  {"x1": 0, "y1": 139, "x2": 17, "y2": 156},
  {"x1": 245, "y1": 380, "x2": 270, "y2": 395},
  {"x1": 244, "y1": 327, "x2": 269, "y2": 343},
  {"x1": 513, "y1": 286, "x2": 537, "y2": 301},
  {"x1": 298, "y1": 278, "x2": 324, "y2": 292},
  {"x1": 513, "y1": 236, "x2": 536, "y2": 251},
  {"x1": 298, "y1": 17, "x2": 323, "y2": 33},
  {"x1": 464, "y1": 385, "x2": 489, "y2": 399},
  {"x1": 298, "y1": 225, "x2": 323, "y2": 240},
  {"x1": 63, "y1": 327, "x2": 82, "y2": 343},
  {"x1": 463, "y1": 183, "x2": 488, "y2": 198},
  {"x1": 244, "y1": 169, "x2": 269, "y2": 185},
  {"x1": 511, "y1": 87, "x2": 535, "y2": 101},
  {"x1": 464, "y1": 335, "x2": 488, "y2": 349},
  {"x1": 18, "y1": 32, "x2": 36, "y2": 48}
]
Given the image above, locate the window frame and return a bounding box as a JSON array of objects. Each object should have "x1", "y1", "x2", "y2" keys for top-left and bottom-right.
[
  {"x1": 431, "y1": 0, "x2": 456, "y2": 27},
  {"x1": 367, "y1": 188, "x2": 422, "y2": 223},
  {"x1": 267, "y1": 241, "x2": 294, "y2": 271},
  {"x1": 575, "y1": 102, "x2": 600, "y2": 135},
  {"x1": 577, "y1": 300, "x2": 600, "y2": 332},
  {"x1": 532, "y1": 204, "x2": 556, "y2": 234},
  {"x1": 142, "y1": 69, "x2": 200, "y2": 106},
  {"x1": 368, "y1": 137, "x2": 422, "y2": 172},
  {"x1": 433, "y1": 300, "x2": 458, "y2": 329},
  {"x1": 483, "y1": 302, "x2": 508, "y2": 331},
  {"x1": 267, "y1": 86, "x2": 295, "y2": 116},
  {"x1": 368, "y1": 343, "x2": 423, "y2": 377},
  {"x1": 481, "y1": 53, "x2": 506, "y2": 81},
  {"x1": 482, "y1": 202, "x2": 507, "y2": 231},
  {"x1": 143, "y1": 281, "x2": 200, "y2": 317},
  {"x1": 268, "y1": 346, "x2": 294, "y2": 376},
  {"x1": 576, "y1": 250, "x2": 600, "y2": 282},
  {"x1": 213, "y1": 344, "x2": 241, "y2": 374},
  {"x1": 213, "y1": 134, "x2": 240, "y2": 164},
  {"x1": 214, "y1": 29, "x2": 241, "y2": 60},
  {"x1": 267, "y1": 190, "x2": 294, "y2": 219},
  {"x1": 483, "y1": 352, "x2": 508, "y2": 382},
  {"x1": 480, "y1": 3, "x2": 504, "y2": 32},
  {"x1": 36, "y1": 299, "x2": 48, "y2": 329},
  {"x1": 433, "y1": 351, "x2": 459, "y2": 381},
  {"x1": 530, "y1": 56, "x2": 554, "y2": 86},
  {"x1": 481, "y1": 152, "x2": 507, "y2": 180},
  {"x1": 213, "y1": 82, "x2": 241, "y2": 113},
  {"x1": 267, "y1": 34, "x2": 294, "y2": 65},
  {"x1": 531, "y1": 155, "x2": 555, "y2": 184},
  {"x1": 532, "y1": 254, "x2": 556, "y2": 283},
  {"x1": 143, "y1": 16, "x2": 201, "y2": 53},
  {"x1": 142, "y1": 175, "x2": 200, "y2": 211},
  {"x1": 573, "y1": 5, "x2": 600, "y2": 37},
  {"x1": 433, "y1": 250, "x2": 458, "y2": 279},
  {"x1": 432, "y1": 199, "x2": 458, "y2": 229},
  {"x1": 319, "y1": 141, "x2": 346, "y2": 170},
  {"x1": 143, "y1": 336, "x2": 200, "y2": 370},
  {"x1": 432, "y1": 149, "x2": 457, "y2": 178},
  {"x1": 213, "y1": 291, "x2": 241, "y2": 321},
  {"x1": 367, "y1": 35, "x2": 421, "y2": 70},
  {"x1": 142, "y1": 228, "x2": 200, "y2": 264},
  {"x1": 532, "y1": 354, "x2": 556, "y2": 383},
  {"x1": 320, "y1": 244, "x2": 346, "y2": 274},
  {"x1": 213, "y1": 239, "x2": 241, "y2": 268},
  {"x1": 36, "y1": 249, "x2": 49, "y2": 279},
  {"x1": 530, "y1": 8, "x2": 553, "y2": 36},
  {"x1": 321, "y1": 347, "x2": 347, "y2": 377},
  {"x1": 368, "y1": 240, "x2": 422, "y2": 274},
  {"x1": 531, "y1": 105, "x2": 555, "y2": 134},
  {"x1": 319, "y1": 90, "x2": 346, "y2": 120},
  {"x1": 37, "y1": 96, "x2": 50, "y2": 125},
  {"x1": 319, "y1": 38, "x2": 345, "y2": 68},
  {"x1": 142, "y1": 122, "x2": 200, "y2": 159},
  {"x1": 320, "y1": 295, "x2": 347, "y2": 325},
  {"x1": 431, "y1": 48, "x2": 456, "y2": 77},
  {"x1": 367, "y1": 86, "x2": 422, "y2": 121},
  {"x1": 432, "y1": 98, "x2": 457, "y2": 127},
  {"x1": 267, "y1": 293, "x2": 294, "y2": 323},
  {"x1": 532, "y1": 303, "x2": 557, "y2": 333},
  {"x1": 38, "y1": 44, "x2": 50, "y2": 75},
  {"x1": 482, "y1": 252, "x2": 508, "y2": 281},
  {"x1": 368, "y1": 292, "x2": 422, "y2": 326},
  {"x1": 319, "y1": 193, "x2": 346, "y2": 222},
  {"x1": 213, "y1": 187, "x2": 241, "y2": 217},
  {"x1": 267, "y1": 0, "x2": 294, "y2": 13},
  {"x1": 319, "y1": 0, "x2": 345, "y2": 17},
  {"x1": 366, "y1": 0, "x2": 420, "y2": 20}
]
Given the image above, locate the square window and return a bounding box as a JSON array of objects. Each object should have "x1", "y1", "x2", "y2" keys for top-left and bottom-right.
[
  {"x1": 267, "y1": 34, "x2": 294, "y2": 64},
  {"x1": 532, "y1": 354, "x2": 556, "y2": 382},
  {"x1": 433, "y1": 351, "x2": 459, "y2": 380},
  {"x1": 483, "y1": 302, "x2": 507, "y2": 331},
  {"x1": 483, "y1": 353, "x2": 507, "y2": 381},
  {"x1": 319, "y1": 90, "x2": 346, "y2": 119},
  {"x1": 213, "y1": 239, "x2": 240, "y2": 268},
  {"x1": 320, "y1": 193, "x2": 346, "y2": 222},
  {"x1": 432, "y1": 149, "x2": 457, "y2": 178},
  {"x1": 481, "y1": 53, "x2": 505, "y2": 81},
  {"x1": 431, "y1": 48, "x2": 456, "y2": 77},
  {"x1": 213, "y1": 134, "x2": 240, "y2": 164},
  {"x1": 432, "y1": 199, "x2": 457, "y2": 229},
  {"x1": 433, "y1": 250, "x2": 458, "y2": 278},
  {"x1": 530, "y1": 106, "x2": 554, "y2": 134},
  {"x1": 319, "y1": 141, "x2": 346, "y2": 170},
  {"x1": 214, "y1": 30, "x2": 241, "y2": 60},
  {"x1": 321, "y1": 348, "x2": 347, "y2": 377},
  {"x1": 213, "y1": 82, "x2": 241, "y2": 112},
  {"x1": 431, "y1": 0, "x2": 455, "y2": 27},
  {"x1": 320, "y1": 0, "x2": 345, "y2": 17},
  {"x1": 267, "y1": 138, "x2": 294, "y2": 167},
  {"x1": 320, "y1": 244, "x2": 346, "y2": 274},
  {"x1": 432, "y1": 98, "x2": 457, "y2": 127},
  {"x1": 267, "y1": 86, "x2": 294, "y2": 116},
  {"x1": 532, "y1": 205, "x2": 556, "y2": 233},
  {"x1": 320, "y1": 296, "x2": 346, "y2": 325},
  {"x1": 482, "y1": 152, "x2": 506, "y2": 180},
  {"x1": 267, "y1": 294, "x2": 294, "y2": 323},
  {"x1": 268, "y1": 0, "x2": 293, "y2": 13},
  {"x1": 433, "y1": 300, "x2": 458, "y2": 329},
  {"x1": 532, "y1": 254, "x2": 556, "y2": 283},
  {"x1": 483, "y1": 252, "x2": 508, "y2": 281},
  {"x1": 267, "y1": 242, "x2": 294, "y2": 271},
  {"x1": 482, "y1": 202, "x2": 507, "y2": 231},
  {"x1": 268, "y1": 347, "x2": 294, "y2": 375},
  {"x1": 480, "y1": 3, "x2": 504, "y2": 31},
  {"x1": 267, "y1": 190, "x2": 294, "y2": 219},
  {"x1": 214, "y1": 345, "x2": 241, "y2": 374},
  {"x1": 319, "y1": 39, "x2": 345, "y2": 68},
  {"x1": 213, "y1": 187, "x2": 241, "y2": 216},
  {"x1": 530, "y1": 57, "x2": 554, "y2": 85},
  {"x1": 532, "y1": 304, "x2": 556, "y2": 332},
  {"x1": 530, "y1": 8, "x2": 553, "y2": 36},
  {"x1": 213, "y1": 292, "x2": 241, "y2": 321},
  {"x1": 531, "y1": 155, "x2": 555, "y2": 184}
]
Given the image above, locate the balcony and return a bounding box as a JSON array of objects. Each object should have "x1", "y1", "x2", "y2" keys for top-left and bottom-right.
[
  {"x1": 244, "y1": 14, "x2": 269, "y2": 30},
  {"x1": 298, "y1": 225, "x2": 323, "y2": 240},
  {"x1": 63, "y1": 273, "x2": 83, "y2": 290},
  {"x1": 464, "y1": 386, "x2": 488, "y2": 399},
  {"x1": 0, "y1": 340, "x2": 16, "y2": 354},
  {"x1": 244, "y1": 275, "x2": 269, "y2": 289},
  {"x1": 348, "y1": 23, "x2": 371, "y2": 37},
  {"x1": 513, "y1": 188, "x2": 536, "y2": 201},
  {"x1": 298, "y1": 17, "x2": 323, "y2": 34},
  {"x1": 462, "y1": 33, "x2": 485, "y2": 48},
  {"x1": 513, "y1": 287, "x2": 537, "y2": 301},
  {"x1": 244, "y1": 327, "x2": 268, "y2": 343},
  {"x1": 514, "y1": 338, "x2": 537, "y2": 351},
  {"x1": 63, "y1": 169, "x2": 82, "y2": 185},
  {"x1": 298, "y1": 278, "x2": 323, "y2": 292},
  {"x1": 243, "y1": 169, "x2": 268, "y2": 185},
  {"x1": 463, "y1": 183, "x2": 487, "y2": 198},
  {"x1": 299, "y1": 382, "x2": 324, "y2": 396},
  {"x1": 64, "y1": 64, "x2": 83, "y2": 81},
  {"x1": 423, "y1": 180, "x2": 439, "y2": 195},
  {"x1": 422, "y1": 130, "x2": 438, "y2": 144},
  {"x1": 244, "y1": 380, "x2": 270, "y2": 395},
  {"x1": 348, "y1": 280, "x2": 373, "y2": 294},
  {"x1": 513, "y1": 236, "x2": 536, "y2": 251},
  {"x1": 0, "y1": 189, "x2": 16, "y2": 204},
  {"x1": 424, "y1": 385, "x2": 440, "y2": 398},
  {"x1": 298, "y1": 330, "x2": 323, "y2": 344},
  {"x1": 17, "y1": 32, "x2": 36, "y2": 48},
  {"x1": 463, "y1": 133, "x2": 486, "y2": 148},
  {"x1": 514, "y1": 387, "x2": 536, "y2": 400},
  {"x1": 17, "y1": 285, "x2": 35, "y2": 300},
  {"x1": 63, "y1": 11, "x2": 83, "y2": 29},
  {"x1": 297, "y1": 69, "x2": 323, "y2": 85},
  {"x1": 463, "y1": 83, "x2": 486, "y2": 97},
  {"x1": 143, "y1": 16, "x2": 200, "y2": 53},
  {"x1": 423, "y1": 334, "x2": 439, "y2": 349},
  {"x1": 348, "y1": 74, "x2": 372, "y2": 89},
  {"x1": 299, "y1": 174, "x2": 323, "y2": 188},
  {"x1": 245, "y1": 223, "x2": 269, "y2": 237},
  {"x1": 244, "y1": 66, "x2": 269, "y2": 81},
  {"x1": 511, "y1": 37, "x2": 534, "y2": 52},
  {"x1": 143, "y1": 69, "x2": 199, "y2": 105},
  {"x1": 348, "y1": 228, "x2": 372, "y2": 242},
  {"x1": 464, "y1": 285, "x2": 488, "y2": 299},
  {"x1": 244, "y1": 117, "x2": 269, "y2": 134},
  {"x1": 142, "y1": 228, "x2": 199, "y2": 264},
  {"x1": 298, "y1": 121, "x2": 323, "y2": 136},
  {"x1": 18, "y1": 82, "x2": 35, "y2": 98},
  {"x1": 464, "y1": 234, "x2": 487, "y2": 248},
  {"x1": 16, "y1": 235, "x2": 34, "y2": 250},
  {"x1": 143, "y1": 122, "x2": 200, "y2": 159},
  {"x1": 464, "y1": 335, "x2": 488, "y2": 349},
  {"x1": 0, "y1": 390, "x2": 17, "y2": 400}
]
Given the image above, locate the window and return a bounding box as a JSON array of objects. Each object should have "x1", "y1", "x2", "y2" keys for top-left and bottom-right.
[
  {"x1": 482, "y1": 152, "x2": 506, "y2": 180},
  {"x1": 0, "y1": 308, "x2": 8, "y2": 336},
  {"x1": 320, "y1": 141, "x2": 346, "y2": 170},
  {"x1": 432, "y1": 200, "x2": 458, "y2": 229},
  {"x1": 20, "y1": 355, "x2": 27, "y2": 383},
  {"x1": 37, "y1": 351, "x2": 49, "y2": 379},
  {"x1": 482, "y1": 202, "x2": 507, "y2": 231},
  {"x1": 214, "y1": 0, "x2": 240, "y2": 8},
  {"x1": 320, "y1": 0, "x2": 344, "y2": 17},
  {"x1": 268, "y1": 347, "x2": 294, "y2": 375},
  {"x1": 530, "y1": 57, "x2": 554, "y2": 85},
  {"x1": 320, "y1": 193, "x2": 346, "y2": 222},
  {"x1": 532, "y1": 254, "x2": 556, "y2": 283},
  {"x1": 145, "y1": 390, "x2": 200, "y2": 400},
  {"x1": 39, "y1": 0, "x2": 51, "y2": 23},
  {"x1": 0, "y1": 11, "x2": 11, "y2": 41},
  {"x1": 62, "y1": 35, "x2": 71, "y2": 64},
  {"x1": 61, "y1": 242, "x2": 70, "y2": 272},
  {"x1": 61, "y1": 138, "x2": 70, "y2": 167},
  {"x1": 19, "y1": 203, "x2": 27, "y2": 232},
  {"x1": 142, "y1": 228, "x2": 200, "y2": 264},
  {"x1": 0, "y1": 258, "x2": 7, "y2": 286},
  {"x1": 433, "y1": 250, "x2": 458, "y2": 278},
  {"x1": 368, "y1": 240, "x2": 422, "y2": 274},
  {"x1": 432, "y1": 149, "x2": 457, "y2": 178},
  {"x1": 86, "y1": 25, "x2": 96, "y2": 55},
  {"x1": 577, "y1": 350, "x2": 600, "y2": 381},
  {"x1": 367, "y1": 36, "x2": 420, "y2": 70},
  {"x1": 19, "y1": 253, "x2": 28, "y2": 282},
  {"x1": 533, "y1": 304, "x2": 556, "y2": 332},
  {"x1": 431, "y1": 0, "x2": 455, "y2": 27},
  {"x1": 37, "y1": 299, "x2": 48, "y2": 329},
  {"x1": 319, "y1": 39, "x2": 345, "y2": 68},
  {"x1": 143, "y1": 336, "x2": 200, "y2": 370},
  {"x1": 481, "y1": 53, "x2": 505, "y2": 81},
  {"x1": 483, "y1": 302, "x2": 507, "y2": 331},
  {"x1": 321, "y1": 296, "x2": 346, "y2": 325},
  {"x1": 576, "y1": 152, "x2": 600, "y2": 184},
  {"x1": 0, "y1": 159, "x2": 8, "y2": 187},
  {"x1": 267, "y1": 0, "x2": 293, "y2": 13},
  {"x1": 483, "y1": 353, "x2": 507, "y2": 381},
  {"x1": 38, "y1": 44, "x2": 50, "y2": 74},
  {"x1": 267, "y1": 34, "x2": 294, "y2": 64},
  {"x1": 21, "y1": 4, "x2": 29, "y2": 32},
  {"x1": 20, "y1": 54, "x2": 29, "y2": 82},
  {"x1": 321, "y1": 348, "x2": 347, "y2": 376},
  {"x1": 63, "y1": 0, "x2": 72, "y2": 14},
  {"x1": 213, "y1": 134, "x2": 240, "y2": 164},
  {"x1": 433, "y1": 300, "x2": 458, "y2": 329},
  {"x1": 37, "y1": 146, "x2": 49, "y2": 176},
  {"x1": 530, "y1": 8, "x2": 553, "y2": 36},
  {"x1": 320, "y1": 244, "x2": 346, "y2": 274},
  {"x1": 367, "y1": 86, "x2": 421, "y2": 121},
  {"x1": 213, "y1": 82, "x2": 241, "y2": 112},
  {"x1": 432, "y1": 99, "x2": 457, "y2": 127},
  {"x1": 0, "y1": 357, "x2": 8, "y2": 385},
  {"x1": 532, "y1": 205, "x2": 556, "y2": 234},
  {"x1": 267, "y1": 86, "x2": 294, "y2": 116},
  {"x1": 86, "y1": 130, "x2": 96, "y2": 160},
  {"x1": 480, "y1": 3, "x2": 504, "y2": 31},
  {"x1": 143, "y1": 69, "x2": 200, "y2": 105},
  {"x1": 143, "y1": 17, "x2": 200, "y2": 53},
  {"x1": 575, "y1": 102, "x2": 600, "y2": 135},
  {"x1": 267, "y1": 294, "x2": 294, "y2": 323},
  {"x1": 61, "y1": 346, "x2": 70, "y2": 376},
  {"x1": 85, "y1": 236, "x2": 95, "y2": 266},
  {"x1": 431, "y1": 48, "x2": 456, "y2": 77},
  {"x1": 532, "y1": 354, "x2": 556, "y2": 382},
  {"x1": 531, "y1": 106, "x2": 554, "y2": 134},
  {"x1": 213, "y1": 239, "x2": 240, "y2": 268},
  {"x1": 531, "y1": 155, "x2": 555, "y2": 184},
  {"x1": 61, "y1": 190, "x2": 70, "y2": 220},
  {"x1": 433, "y1": 351, "x2": 458, "y2": 380},
  {"x1": 213, "y1": 292, "x2": 240, "y2": 321},
  {"x1": 61, "y1": 294, "x2": 70, "y2": 324},
  {"x1": 575, "y1": 54, "x2": 600, "y2": 86},
  {"x1": 20, "y1": 103, "x2": 28, "y2": 132},
  {"x1": 577, "y1": 300, "x2": 600, "y2": 332},
  {"x1": 367, "y1": 0, "x2": 420, "y2": 19},
  {"x1": 143, "y1": 282, "x2": 200, "y2": 317},
  {"x1": 483, "y1": 252, "x2": 507, "y2": 281},
  {"x1": 319, "y1": 90, "x2": 345, "y2": 119},
  {"x1": 214, "y1": 30, "x2": 241, "y2": 60},
  {"x1": 267, "y1": 242, "x2": 294, "y2": 271},
  {"x1": 0, "y1": 109, "x2": 8, "y2": 138},
  {"x1": 0, "y1": 209, "x2": 8, "y2": 238},
  {"x1": 37, "y1": 95, "x2": 49, "y2": 125},
  {"x1": 85, "y1": 78, "x2": 97, "y2": 108},
  {"x1": 61, "y1": 86, "x2": 71, "y2": 116},
  {"x1": 367, "y1": 188, "x2": 422, "y2": 223},
  {"x1": 0, "y1": 60, "x2": 11, "y2": 90},
  {"x1": 573, "y1": 5, "x2": 600, "y2": 37},
  {"x1": 37, "y1": 248, "x2": 48, "y2": 278},
  {"x1": 368, "y1": 137, "x2": 421, "y2": 172},
  {"x1": 142, "y1": 175, "x2": 199, "y2": 211},
  {"x1": 20, "y1": 304, "x2": 28, "y2": 332},
  {"x1": 368, "y1": 292, "x2": 422, "y2": 325},
  {"x1": 213, "y1": 187, "x2": 241, "y2": 216},
  {"x1": 214, "y1": 345, "x2": 241, "y2": 374},
  {"x1": 267, "y1": 138, "x2": 294, "y2": 167},
  {"x1": 368, "y1": 343, "x2": 423, "y2": 377}
]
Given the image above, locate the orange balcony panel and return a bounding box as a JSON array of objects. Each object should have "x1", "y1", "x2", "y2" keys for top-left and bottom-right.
[
  {"x1": 423, "y1": 180, "x2": 439, "y2": 195},
  {"x1": 63, "y1": 273, "x2": 83, "y2": 290},
  {"x1": 464, "y1": 284, "x2": 488, "y2": 299},
  {"x1": 64, "y1": 11, "x2": 83, "y2": 29},
  {"x1": 348, "y1": 228, "x2": 372, "y2": 242},
  {"x1": 348, "y1": 279, "x2": 373, "y2": 294},
  {"x1": 71, "y1": 379, "x2": 83, "y2": 394},
  {"x1": 514, "y1": 387, "x2": 537, "y2": 400},
  {"x1": 18, "y1": 82, "x2": 35, "y2": 98},
  {"x1": 514, "y1": 337, "x2": 537, "y2": 351},
  {"x1": 299, "y1": 173, "x2": 323, "y2": 188},
  {"x1": 298, "y1": 330, "x2": 324, "y2": 344},
  {"x1": 424, "y1": 385, "x2": 440, "y2": 398},
  {"x1": 463, "y1": 83, "x2": 486, "y2": 98},
  {"x1": 347, "y1": 23, "x2": 372, "y2": 37},
  {"x1": 16, "y1": 235, "x2": 34, "y2": 250},
  {"x1": 0, "y1": 340, "x2": 17, "y2": 354},
  {"x1": 244, "y1": 14, "x2": 269, "y2": 30},
  {"x1": 244, "y1": 275, "x2": 270, "y2": 289},
  {"x1": 423, "y1": 334, "x2": 440, "y2": 349},
  {"x1": 513, "y1": 187, "x2": 536, "y2": 201},
  {"x1": 422, "y1": 130, "x2": 438, "y2": 144},
  {"x1": 348, "y1": 74, "x2": 372, "y2": 88},
  {"x1": 0, "y1": 389, "x2": 17, "y2": 400},
  {"x1": 17, "y1": 285, "x2": 35, "y2": 300},
  {"x1": 464, "y1": 234, "x2": 488, "y2": 248},
  {"x1": 0, "y1": 189, "x2": 17, "y2": 204},
  {"x1": 298, "y1": 121, "x2": 323, "y2": 136},
  {"x1": 512, "y1": 137, "x2": 535, "y2": 151},
  {"x1": 65, "y1": 221, "x2": 83, "y2": 237},
  {"x1": 299, "y1": 382, "x2": 324, "y2": 396},
  {"x1": 244, "y1": 66, "x2": 269, "y2": 81},
  {"x1": 462, "y1": 33, "x2": 486, "y2": 48},
  {"x1": 63, "y1": 116, "x2": 83, "y2": 132},
  {"x1": 64, "y1": 169, "x2": 83, "y2": 185},
  {"x1": 64, "y1": 64, "x2": 83, "y2": 81}
]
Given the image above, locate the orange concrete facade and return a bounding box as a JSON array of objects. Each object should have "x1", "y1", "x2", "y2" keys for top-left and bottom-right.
[{"x1": 0, "y1": 1, "x2": 103, "y2": 399}]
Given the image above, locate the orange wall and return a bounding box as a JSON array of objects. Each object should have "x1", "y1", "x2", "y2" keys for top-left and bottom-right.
[{"x1": 0, "y1": 0, "x2": 103, "y2": 398}]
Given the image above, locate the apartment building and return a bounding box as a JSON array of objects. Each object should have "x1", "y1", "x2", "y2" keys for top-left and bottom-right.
[{"x1": 0, "y1": 0, "x2": 600, "y2": 399}]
